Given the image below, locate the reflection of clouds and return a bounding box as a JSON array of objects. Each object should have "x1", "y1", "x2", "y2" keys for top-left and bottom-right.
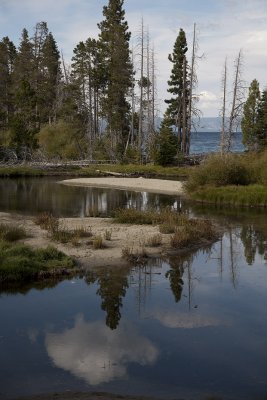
[
  {"x1": 45, "y1": 314, "x2": 158, "y2": 385},
  {"x1": 154, "y1": 310, "x2": 222, "y2": 329}
]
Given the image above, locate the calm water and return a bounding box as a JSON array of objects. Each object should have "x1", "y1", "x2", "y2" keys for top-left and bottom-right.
[
  {"x1": 190, "y1": 131, "x2": 244, "y2": 154},
  {"x1": 0, "y1": 177, "x2": 181, "y2": 217},
  {"x1": 1, "y1": 179, "x2": 267, "y2": 400}
]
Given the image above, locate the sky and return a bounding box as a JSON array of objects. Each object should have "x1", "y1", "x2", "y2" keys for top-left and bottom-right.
[{"x1": 0, "y1": 0, "x2": 266, "y2": 117}]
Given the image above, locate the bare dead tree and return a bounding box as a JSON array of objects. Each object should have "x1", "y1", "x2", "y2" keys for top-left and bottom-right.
[
  {"x1": 138, "y1": 18, "x2": 145, "y2": 162},
  {"x1": 220, "y1": 57, "x2": 228, "y2": 155},
  {"x1": 187, "y1": 23, "x2": 203, "y2": 155},
  {"x1": 225, "y1": 49, "x2": 245, "y2": 152}
]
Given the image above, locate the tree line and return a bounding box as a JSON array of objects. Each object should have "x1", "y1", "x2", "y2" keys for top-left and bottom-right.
[{"x1": 0, "y1": 0, "x2": 197, "y2": 165}]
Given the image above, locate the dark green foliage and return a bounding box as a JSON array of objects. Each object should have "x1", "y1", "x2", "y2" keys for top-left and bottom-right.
[
  {"x1": 155, "y1": 123, "x2": 177, "y2": 166},
  {"x1": 185, "y1": 154, "x2": 251, "y2": 192},
  {"x1": 164, "y1": 28, "x2": 190, "y2": 154},
  {"x1": 98, "y1": 0, "x2": 133, "y2": 152},
  {"x1": 0, "y1": 37, "x2": 17, "y2": 130},
  {"x1": 241, "y1": 79, "x2": 260, "y2": 151},
  {"x1": 0, "y1": 242, "x2": 74, "y2": 283},
  {"x1": 255, "y1": 90, "x2": 267, "y2": 149},
  {"x1": 186, "y1": 151, "x2": 267, "y2": 207}
]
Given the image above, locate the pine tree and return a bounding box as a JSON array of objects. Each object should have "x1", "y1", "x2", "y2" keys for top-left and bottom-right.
[
  {"x1": 40, "y1": 32, "x2": 61, "y2": 124},
  {"x1": 0, "y1": 37, "x2": 17, "y2": 129},
  {"x1": 255, "y1": 90, "x2": 267, "y2": 149},
  {"x1": 98, "y1": 0, "x2": 133, "y2": 156},
  {"x1": 13, "y1": 29, "x2": 36, "y2": 135},
  {"x1": 155, "y1": 117, "x2": 177, "y2": 166},
  {"x1": 165, "y1": 28, "x2": 189, "y2": 154},
  {"x1": 241, "y1": 79, "x2": 261, "y2": 151}
]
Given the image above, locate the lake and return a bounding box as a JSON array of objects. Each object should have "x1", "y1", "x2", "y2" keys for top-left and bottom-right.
[
  {"x1": 1, "y1": 178, "x2": 267, "y2": 400},
  {"x1": 190, "y1": 131, "x2": 244, "y2": 154}
]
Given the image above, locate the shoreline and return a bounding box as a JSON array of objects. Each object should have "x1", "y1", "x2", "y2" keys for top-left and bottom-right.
[
  {"x1": 0, "y1": 212, "x2": 171, "y2": 270},
  {"x1": 61, "y1": 177, "x2": 184, "y2": 196}
]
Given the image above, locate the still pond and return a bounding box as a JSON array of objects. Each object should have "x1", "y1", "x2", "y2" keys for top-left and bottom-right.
[{"x1": 1, "y1": 177, "x2": 267, "y2": 400}]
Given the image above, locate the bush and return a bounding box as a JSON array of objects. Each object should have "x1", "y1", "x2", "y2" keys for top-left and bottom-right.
[
  {"x1": 185, "y1": 154, "x2": 251, "y2": 192},
  {"x1": 0, "y1": 242, "x2": 74, "y2": 283}
]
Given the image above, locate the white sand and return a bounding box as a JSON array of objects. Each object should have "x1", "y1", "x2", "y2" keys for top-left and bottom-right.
[
  {"x1": 61, "y1": 177, "x2": 184, "y2": 195},
  {"x1": 0, "y1": 212, "x2": 169, "y2": 269}
]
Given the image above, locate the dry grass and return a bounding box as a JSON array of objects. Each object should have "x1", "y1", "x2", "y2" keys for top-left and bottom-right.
[
  {"x1": 121, "y1": 246, "x2": 148, "y2": 264},
  {"x1": 104, "y1": 229, "x2": 112, "y2": 240},
  {"x1": 146, "y1": 234, "x2": 162, "y2": 247},
  {"x1": 92, "y1": 236, "x2": 104, "y2": 249},
  {"x1": 34, "y1": 213, "x2": 92, "y2": 243},
  {"x1": 170, "y1": 218, "x2": 216, "y2": 249},
  {"x1": 0, "y1": 223, "x2": 27, "y2": 242}
]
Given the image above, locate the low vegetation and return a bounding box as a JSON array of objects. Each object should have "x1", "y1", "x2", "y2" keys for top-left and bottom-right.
[
  {"x1": 0, "y1": 163, "x2": 190, "y2": 179},
  {"x1": 0, "y1": 242, "x2": 75, "y2": 283},
  {"x1": 186, "y1": 151, "x2": 267, "y2": 207},
  {"x1": 34, "y1": 212, "x2": 92, "y2": 243},
  {"x1": 170, "y1": 218, "x2": 215, "y2": 248},
  {"x1": 0, "y1": 221, "x2": 76, "y2": 283},
  {"x1": 116, "y1": 207, "x2": 218, "y2": 253},
  {"x1": 0, "y1": 223, "x2": 27, "y2": 242}
]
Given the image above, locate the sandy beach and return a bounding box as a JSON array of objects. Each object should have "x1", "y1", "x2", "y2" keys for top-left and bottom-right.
[
  {"x1": 61, "y1": 177, "x2": 184, "y2": 195},
  {"x1": 0, "y1": 212, "x2": 171, "y2": 269}
]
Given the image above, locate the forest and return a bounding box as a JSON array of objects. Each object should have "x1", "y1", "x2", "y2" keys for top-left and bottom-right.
[{"x1": 0, "y1": 0, "x2": 266, "y2": 166}]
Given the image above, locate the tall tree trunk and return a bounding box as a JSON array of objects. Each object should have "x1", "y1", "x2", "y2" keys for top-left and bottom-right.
[
  {"x1": 138, "y1": 18, "x2": 144, "y2": 163},
  {"x1": 220, "y1": 58, "x2": 228, "y2": 155}
]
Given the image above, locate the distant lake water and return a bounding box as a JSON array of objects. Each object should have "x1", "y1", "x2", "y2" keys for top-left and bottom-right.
[{"x1": 190, "y1": 131, "x2": 245, "y2": 154}]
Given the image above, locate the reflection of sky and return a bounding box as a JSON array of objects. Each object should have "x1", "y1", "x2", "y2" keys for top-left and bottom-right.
[
  {"x1": 45, "y1": 314, "x2": 158, "y2": 385},
  {"x1": 153, "y1": 309, "x2": 223, "y2": 329}
]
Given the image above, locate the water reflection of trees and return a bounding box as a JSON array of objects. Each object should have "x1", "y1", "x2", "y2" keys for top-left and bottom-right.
[
  {"x1": 85, "y1": 267, "x2": 129, "y2": 330},
  {"x1": 0, "y1": 178, "x2": 180, "y2": 216},
  {"x1": 240, "y1": 224, "x2": 267, "y2": 265}
]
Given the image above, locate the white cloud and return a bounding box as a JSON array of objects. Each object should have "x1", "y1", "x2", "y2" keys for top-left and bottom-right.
[{"x1": 45, "y1": 314, "x2": 158, "y2": 385}]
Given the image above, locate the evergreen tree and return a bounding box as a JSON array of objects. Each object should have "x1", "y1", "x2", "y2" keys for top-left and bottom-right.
[
  {"x1": 98, "y1": 0, "x2": 133, "y2": 156},
  {"x1": 40, "y1": 32, "x2": 61, "y2": 124},
  {"x1": 155, "y1": 117, "x2": 177, "y2": 166},
  {"x1": 12, "y1": 29, "x2": 36, "y2": 137},
  {"x1": 255, "y1": 89, "x2": 267, "y2": 149},
  {"x1": 241, "y1": 79, "x2": 261, "y2": 151},
  {"x1": 165, "y1": 29, "x2": 189, "y2": 154},
  {"x1": 0, "y1": 37, "x2": 17, "y2": 129}
]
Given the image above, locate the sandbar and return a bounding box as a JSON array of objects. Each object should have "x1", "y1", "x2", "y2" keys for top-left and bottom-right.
[{"x1": 61, "y1": 177, "x2": 184, "y2": 195}]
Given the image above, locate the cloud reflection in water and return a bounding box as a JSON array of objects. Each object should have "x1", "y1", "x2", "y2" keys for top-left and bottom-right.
[{"x1": 45, "y1": 314, "x2": 158, "y2": 385}]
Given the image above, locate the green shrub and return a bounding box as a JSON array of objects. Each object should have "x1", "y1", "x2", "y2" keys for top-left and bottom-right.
[
  {"x1": 185, "y1": 154, "x2": 251, "y2": 192},
  {"x1": 0, "y1": 242, "x2": 74, "y2": 283}
]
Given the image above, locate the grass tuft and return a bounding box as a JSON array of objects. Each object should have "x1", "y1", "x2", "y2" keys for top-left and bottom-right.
[
  {"x1": 0, "y1": 224, "x2": 27, "y2": 242},
  {"x1": 146, "y1": 234, "x2": 162, "y2": 247},
  {"x1": 92, "y1": 236, "x2": 104, "y2": 249}
]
